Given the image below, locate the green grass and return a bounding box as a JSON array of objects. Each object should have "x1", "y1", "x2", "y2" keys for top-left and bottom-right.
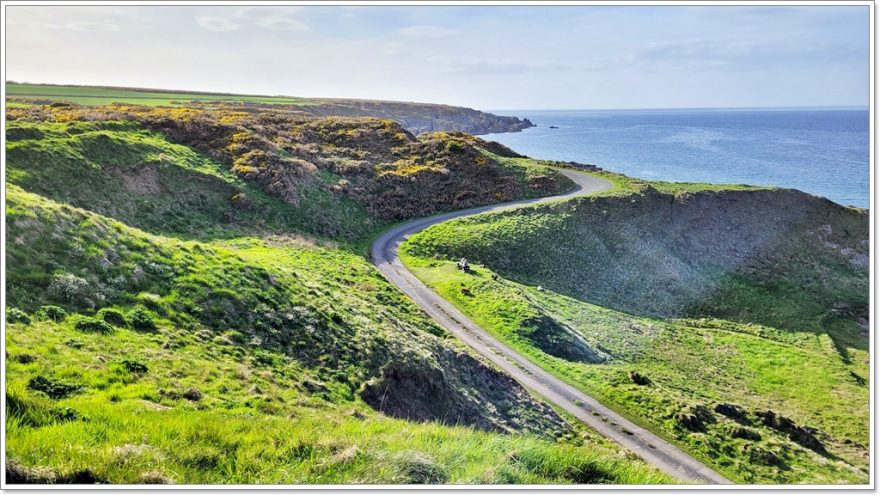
[
  {"x1": 6, "y1": 157, "x2": 667, "y2": 484},
  {"x1": 5, "y1": 120, "x2": 374, "y2": 241},
  {"x1": 399, "y1": 257, "x2": 869, "y2": 484},
  {"x1": 400, "y1": 175, "x2": 869, "y2": 484},
  {"x1": 7, "y1": 317, "x2": 671, "y2": 484},
  {"x1": 6, "y1": 83, "x2": 315, "y2": 107},
  {"x1": 402, "y1": 172, "x2": 867, "y2": 337}
]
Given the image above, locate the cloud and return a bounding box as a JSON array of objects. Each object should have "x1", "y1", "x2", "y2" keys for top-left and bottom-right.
[
  {"x1": 257, "y1": 16, "x2": 309, "y2": 31},
  {"x1": 59, "y1": 21, "x2": 120, "y2": 32},
  {"x1": 197, "y1": 16, "x2": 241, "y2": 32},
  {"x1": 196, "y1": 7, "x2": 308, "y2": 32},
  {"x1": 397, "y1": 25, "x2": 458, "y2": 37}
]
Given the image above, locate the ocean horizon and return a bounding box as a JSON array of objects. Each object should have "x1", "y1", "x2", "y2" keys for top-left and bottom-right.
[{"x1": 482, "y1": 107, "x2": 869, "y2": 208}]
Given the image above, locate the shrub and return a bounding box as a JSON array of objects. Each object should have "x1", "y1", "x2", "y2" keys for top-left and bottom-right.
[
  {"x1": 97, "y1": 308, "x2": 127, "y2": 327},
  {"x1": 7, "y1": 308, "x2": 31, "y2": 324},
  {"x1": 72, "y1": 316, "x2": 114, "y2": 334},
  {"x1": 223, "y1": 329, "x2": 248, "y2": 345},
  {"x1": 47, "y1": 273, "x2": 90, "y2": 304},
  {"x1": 252, "y1": 349, "x2": 279, "y2": 367},
  {"x1": 37, "y1": 305, "x2": 67, "y2": 322},
  {"x1": 129, "y1": 308, "x2": 157, "y2": 332},
  {"x1": 27, "y1": 375, "x2": 82, "y2": 399}
]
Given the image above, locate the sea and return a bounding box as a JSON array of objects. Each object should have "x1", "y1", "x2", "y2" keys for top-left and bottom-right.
[{"x1": 481, "y1": 108, "x2": 870, "y2": 208}]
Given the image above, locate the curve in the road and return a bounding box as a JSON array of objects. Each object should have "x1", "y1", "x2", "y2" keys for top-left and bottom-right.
[{"x1": 371, "y1": 169, "x2": 732, "y2": 485}]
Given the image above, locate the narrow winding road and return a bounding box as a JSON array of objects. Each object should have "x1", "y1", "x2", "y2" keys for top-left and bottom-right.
[{"x1": 371, "y1": 169, "x2": 731, "y2": 485}]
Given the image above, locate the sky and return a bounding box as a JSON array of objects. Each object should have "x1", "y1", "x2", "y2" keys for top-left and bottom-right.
[{"x1": 4, "y1": 4, "x2": 870, "y2": 110}]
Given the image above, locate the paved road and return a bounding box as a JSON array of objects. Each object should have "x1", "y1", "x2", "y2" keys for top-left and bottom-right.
[{"x1": 371, "y1": 169, "x2": 731, "y2": 484}]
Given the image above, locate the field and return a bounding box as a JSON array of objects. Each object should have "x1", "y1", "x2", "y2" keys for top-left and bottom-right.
[{"x1": 6, "y1": 83, "x2": 313, "y2": 107}]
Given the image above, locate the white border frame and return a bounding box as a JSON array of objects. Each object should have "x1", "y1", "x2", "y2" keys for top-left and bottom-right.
[{"x1": 0, "y1": 1, "x2": 874, "y2": 492}]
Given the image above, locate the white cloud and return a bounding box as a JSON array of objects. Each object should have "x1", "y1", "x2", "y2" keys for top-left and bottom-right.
[
  {"x1": 397, "y1": 25, "x2": 458, "y2": 37},
  {"x1": 196, "y1": 16, "x2": 241, "y2": 32},
  {"x1": 60, "y1": 21, "x2": 120, "y2": 32},
  {"x1": 257, "y1": 16, "x2": 309, "y2": 31},
  {"x1": 196, "y1": 8, "x2": 308, "y2": 32}
]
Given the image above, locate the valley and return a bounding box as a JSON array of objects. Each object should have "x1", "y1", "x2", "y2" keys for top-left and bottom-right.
[{"x1": 4, "y1": 86, "x2": 869, "y2": 486}]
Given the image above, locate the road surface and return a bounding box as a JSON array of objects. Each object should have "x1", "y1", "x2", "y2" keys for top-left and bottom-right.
[{"x1": 371, "y1": 169, "x2": 731, "y2": 484}]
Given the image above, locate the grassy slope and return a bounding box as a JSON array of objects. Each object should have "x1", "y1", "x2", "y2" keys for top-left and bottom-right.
[
  {"x1": 5, "y1": 113, "x2": 668, "y2": 483},
  {"x1": 5, "y1": 108, "x2": 572, "y2": 241},
  {"x1": 400, "y1": 172, "x2": 869, "y2": 484},
  {"x1": 6, "y1": 119, "x2": 370, "y2": 241}
]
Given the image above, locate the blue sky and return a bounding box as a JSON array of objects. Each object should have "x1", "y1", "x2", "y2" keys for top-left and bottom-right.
[{"x1": 5, "y1": 5, "x2": 870, "y2": 110}]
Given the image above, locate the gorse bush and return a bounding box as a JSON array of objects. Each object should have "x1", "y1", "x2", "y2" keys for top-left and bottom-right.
[
  {"x1": 72, "y1": 316, "x2": 114, "y2": 335},
  {"x1": 36, "y1": 305, "x2": 67, "y2": 322},
  {"x1": 7, "y1": 308, "x2": 31, "y2": 324},
  {"x1": 97, "y1": 308, "x2": 127, "y2": 327},
  {"x1": 128, "y1": 308, "x2": 157, "y2": 333},
  {"x1": 6, "y1": 109, "x2": 570, "y2": 240}
]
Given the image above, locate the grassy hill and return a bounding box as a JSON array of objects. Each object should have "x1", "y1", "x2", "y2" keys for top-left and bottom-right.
[
  {"x1": 6, "y1": 104, "x2": 569, "y2": 242},
  {"x1": 401, "y1": 172, "x2": 869, "y2": 484},
  {"x1": 4, "y1": 103, "x2": 673, "y2": 484}
]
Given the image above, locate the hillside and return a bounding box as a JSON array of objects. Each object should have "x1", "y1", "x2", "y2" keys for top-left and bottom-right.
[
  {"x1": 6, "y1": 105, "x2": 570, "y2": 241},
  {"x1": 6, "y1": 83, "x2": 534, "y2": 135},
  {"x1": 401, "y1": 173, "x2": 869, "y2": 483},
  {"x1": 3, "y1": 103, "x2": 673, "y2": 484}
]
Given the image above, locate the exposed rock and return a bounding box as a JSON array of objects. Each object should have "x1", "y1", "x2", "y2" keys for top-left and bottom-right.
[
  {"x1": 296, "y1": 99, "x2": 535, "y2": 135},
  {"x1": 6, "y1": 459, "x2": 103, "y2": 485},
  {"x1": 6, "y1": 459, "x2": 57, "y2": 484}
]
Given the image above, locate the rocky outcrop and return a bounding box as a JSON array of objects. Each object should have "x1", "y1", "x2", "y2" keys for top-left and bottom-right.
[{"x1": 286, "y1": 99, "x2": 534, "y2": 135}]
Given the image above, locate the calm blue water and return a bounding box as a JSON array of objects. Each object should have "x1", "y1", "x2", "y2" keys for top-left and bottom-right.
[{"x1": 482, "y1": 109, "x2": 869, "y2": 208}]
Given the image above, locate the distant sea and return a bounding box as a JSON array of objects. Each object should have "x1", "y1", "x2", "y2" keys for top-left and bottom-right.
[{"x1": 481, "y1": 108, "x2": 869, "y2": 208}]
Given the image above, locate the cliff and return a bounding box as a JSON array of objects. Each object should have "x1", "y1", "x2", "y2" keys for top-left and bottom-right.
[{"x1": 5, "y1": 82, "x2": 534, "y2": 135}]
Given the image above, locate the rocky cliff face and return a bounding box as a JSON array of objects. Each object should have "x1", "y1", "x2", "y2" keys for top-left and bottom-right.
[{"x1": 243, "y1": 99, "x2": 534, "y2": 135}]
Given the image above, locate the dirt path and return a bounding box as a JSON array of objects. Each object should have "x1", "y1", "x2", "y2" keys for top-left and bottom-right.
[{"x1": 371, "y1": 169, "x2": 732, "y2": 484}]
